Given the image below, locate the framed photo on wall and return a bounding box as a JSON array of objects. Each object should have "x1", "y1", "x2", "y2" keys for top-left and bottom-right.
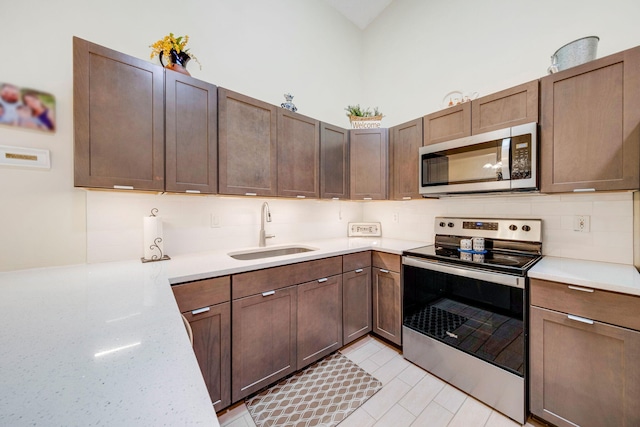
[{"x1": 0, "y1": 82, "x2": 56, "y2": 133}]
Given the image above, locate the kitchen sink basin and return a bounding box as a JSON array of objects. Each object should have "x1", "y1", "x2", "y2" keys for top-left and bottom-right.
[{"x1": 228, "y1": 245, "x2": 317, "y2": 261}]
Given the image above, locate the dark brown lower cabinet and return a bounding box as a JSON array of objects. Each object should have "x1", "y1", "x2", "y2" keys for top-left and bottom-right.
[
  {"x1": 231, "y1": 286, "x2": 297, "y2": 402},
  {"x1": 296, "y1": 275, "x2": 343, "y2": 369},
  {"x1": 342, "y1": 267, "x2": 372, "y2": 345},
  {"x1": 530, "y1": 306, "x2": 640, "y2": 427},
  {"x1": 372, "y1": 266, "x2": 402, "y2": 345},
  {"x1": 183, "y1": 303, "x2": 230, "y2": 411}
]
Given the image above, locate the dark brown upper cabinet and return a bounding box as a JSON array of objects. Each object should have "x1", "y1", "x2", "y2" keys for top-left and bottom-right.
[
  {"x1": 390, "y1": 117, "x2": 423, "y2": 200},
  {"x1": 73, "y1": 37, "x2": 165, "y2": 191},
  {"x1": 471, "y1": 80, "x2": 539, "y2": 134},
  {"x1": 540, "y1": 46, "x2": 640, "y2": 193},
  {"x1": 423, "y1": 102, "x2": 470, "y2": 146},
  {"x1": 165, "y1": 73, "x2": 218, "y2": 194},
  {"x1": 350, "y1": 128, "x2": 389, "y2": 200},
  {"x1": 423, "y1": 81, "x2": 538, "y2": 146},
  {"x1": 218, "y1": 88, "x2": 277, "y2": 196},
  {"x1": 320, "y1": 122, "x2": 350, "y2": 200},
  {"x1": 277, "y1": 110, "x2": 320, "y2": 198}
]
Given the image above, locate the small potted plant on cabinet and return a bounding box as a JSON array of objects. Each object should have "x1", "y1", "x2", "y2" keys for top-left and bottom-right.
[{"x1": 345, "y1": 104, "x2": 384, "y2": 129}]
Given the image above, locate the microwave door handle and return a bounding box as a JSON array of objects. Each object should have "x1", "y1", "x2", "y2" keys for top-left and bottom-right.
[{"x1": 501, "y1": 138, "x2": 511, "y2": 181}]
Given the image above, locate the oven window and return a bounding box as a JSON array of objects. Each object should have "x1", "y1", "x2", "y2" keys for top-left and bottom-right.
[
  {"x1": 422, "y1": 139, "x2": 507, "y2": 186},
  {"x1": 403, "y1": 264, "x2": 525, "y2": 376}
]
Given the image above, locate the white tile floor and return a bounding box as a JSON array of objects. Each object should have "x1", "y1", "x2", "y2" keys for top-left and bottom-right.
[{"x1": 217, "y1": 335, "x2": 546, "y2": 427}]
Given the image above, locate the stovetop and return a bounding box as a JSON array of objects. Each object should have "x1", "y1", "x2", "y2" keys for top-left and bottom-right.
[
  {"x1": 403, "y1": 217, "x2": 544, "y2": 276},
  {"x1": 403, "y1": 244, "x2": 542, "y2": 276}
]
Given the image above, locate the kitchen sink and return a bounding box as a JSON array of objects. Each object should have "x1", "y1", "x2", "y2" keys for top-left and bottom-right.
[{"x1": 228, "y1": 245, "x2": 317, "y2": 261}]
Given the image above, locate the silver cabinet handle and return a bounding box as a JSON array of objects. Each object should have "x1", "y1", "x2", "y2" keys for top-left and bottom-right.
[
  {"x1": 568, "y1": 314, "x2": 594, "y2": 325},
  {"x1": 363, "y1": 197, "x2": 373, "y2": 200},
  {"x1": 113, "y1": 185, "x2": 134, "y2": 190},
  {"x1": 573, "y1": 188, "x2": 596, "y2": 192},
  {"x1": 186, "y1": 190, "x2": 201, "y2": 194},
  {"x1": 296, "y1": 195, "x2": 306, "y2": 199},
  {"x1": 568, "y1": 285, "x2": 594, "y2": 293},
  {"x1": 380, "y1": 269, "x2": 389, "y2": 273},
  {"x1": 355, "y1": 268, "x2": 363, "y2": 273},
  {"x1": 402, "y1": 197, "x2": 412, "y2": 200},
  {"x1": 245, "y1": 192, "x2": 257, "y2": 196},
  {"x1": 318, "y1": 278, "x2": 328, "y2": 283},
  {"x1": 262, "y1": 290, "x2": 275, "y2": 297},
  {"x1": 191, "y1": 307, "x2": 210, "y2": 315}
]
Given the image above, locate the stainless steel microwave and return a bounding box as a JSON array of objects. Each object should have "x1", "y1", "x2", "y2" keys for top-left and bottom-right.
[{"x1": 419, "y1": 122, "x2": 538, "y2": 196}]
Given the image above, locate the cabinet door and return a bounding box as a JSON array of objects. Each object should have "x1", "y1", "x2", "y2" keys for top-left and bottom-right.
[
  {"x1": 471, "y1": 80, "x2": 538, "y2": 134},
  {"x1": 218, "y1": 88, "x2": 277, "y2": 196},
  {"x1": 231, "y1": 286, "x2": 297, "y2": 401},
  {"x1": 183, "y1": 302, "x2": 231, "y2": 412},
  {"x1": 541, "y1": 47, "x2": 640, "y2": 192},
  {"x1": 320, "y1": 122, "x2": 349, "y2": 200},
  {"x1": 73, "y1": 37, "x2": 165, "y2": 191},
  {"x1": 530, "y1": 306, "x2": 640, "y2": 427},
  {"x1": 343, "y1": 267, "x2": 372, "y2": 345},
  {"x1": 165, "y1": 73, "x2": 218, "y2": 194},
  {"x1": 390, "y1": 118, "x2": 423, "y2": 200},
  {"x1": 372, "y1": 267, "x2": 402, "y2": 345},
  {"x1": 277, "y1": 110, "x2": 320, "y2": 198},
  {"x1": 297, "y1": 275, "x2": 343, "y2": 369},
  {"x1": 350, "y1": 129, "x2": 388, "y2": 200},
  {"x1": 423, "y1": 103, "x2": 470, "y2": 146}
]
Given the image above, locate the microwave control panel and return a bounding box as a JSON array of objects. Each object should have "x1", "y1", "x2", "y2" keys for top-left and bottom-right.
[{"x1": 511, "y1": 134, "x2": 532, "y2": 180}]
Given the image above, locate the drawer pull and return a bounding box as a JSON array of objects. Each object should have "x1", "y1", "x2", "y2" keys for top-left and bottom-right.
[
  {"x1": 186, "y1": 190, "x2": 201, "y2": 194},
  {"x1": 318, "y1": 278, "x2": 328, "y2": 283},
  {"x1": 191, "y1": 307, "x2": 210, "y2": 315},
  {"x1": 568, "y1": 314, "x2": 594, "y2": 325},
  {"x1": 262, "y1": 291, "x2": 275, "y2": 297},
  {"x1": 355, "y1": 268, "x2": 364, "y2": 273},
  {"x1": 568, "y1": 285, "x2": 594, "y2": 293},
  {"x1": 380, "y1": 269, "x2": 389, "y2": 273},
  {"x1": 573, "y1": 188, "x2": 596, "y2": 193}
]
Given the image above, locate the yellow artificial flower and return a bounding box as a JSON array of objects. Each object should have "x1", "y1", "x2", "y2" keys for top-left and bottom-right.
[{"x1": 149, "y1": 33, "x2": 201, "y2": 69}]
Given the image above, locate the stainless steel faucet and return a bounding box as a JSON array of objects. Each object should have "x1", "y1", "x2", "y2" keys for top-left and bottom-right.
[{"x1": 259, "y1": 202, "x2": 275, "y2": 247}]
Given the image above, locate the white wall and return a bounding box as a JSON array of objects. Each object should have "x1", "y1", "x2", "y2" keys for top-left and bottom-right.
[
  {"x1": 0, "y1": 0, "x2": 362, "y2": 271},
  {"x1": 363, "y1": 192, "x2": 634, "y2": 264},
  {"x1": 363, "y1": 0, "x2": 640, "y2": 126},
  {"x1": 86, "y1": 192, "x2": 362, "y2": 263}
]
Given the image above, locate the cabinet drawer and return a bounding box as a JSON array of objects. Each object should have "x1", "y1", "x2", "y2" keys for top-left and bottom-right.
[
  {"x1": 232, "y1": 256, "x2": 342, "y2": 299},
  {"x1": 530, "y1": 278, "x2": 640, "y2": 331},
  {"x1": 372, "y1": 251, "x2": 401, "y2": 273},
  {"x1": 343, "y1": 251, "x2": 371, "y2": 272},
  {"x1": 172, "y1": 276, "x2": 230, "y2": 313}
]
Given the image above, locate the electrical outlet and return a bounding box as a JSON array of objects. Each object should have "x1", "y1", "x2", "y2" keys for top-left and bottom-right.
[
  {"x1": 393, "y1": 212, "x2": 400, "y2": 223},
  {"x1": 573, "y1": 215, "x2": 590, "y2": 232},
  {"x1": 210, "y1": 213, "x2": 221, "y2": 228}
]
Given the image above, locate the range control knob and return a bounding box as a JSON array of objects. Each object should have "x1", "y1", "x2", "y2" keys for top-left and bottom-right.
[
  {"x1": 447, "y1": 222, "x2": 455, "y2": 228},
  {"x1": 509, "y1": 224, "x2": 518, "y2": 231},
  {"x1": 522, "y1": 225, "x2": 531, "y2": 232},
  {"x1": 439, "y1": 221, "x2": 446, "y2": 228}
]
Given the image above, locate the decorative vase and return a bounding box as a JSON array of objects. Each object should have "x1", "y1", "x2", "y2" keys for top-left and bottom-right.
[
  {"x1": 281, "y1": 93, "x2": 297, "y2": 112},
  {"x1": 160, "y1": 49, "x2": 191, "y2": 76}
]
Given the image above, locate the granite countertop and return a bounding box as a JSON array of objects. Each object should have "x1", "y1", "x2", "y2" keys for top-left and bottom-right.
[
  {"x1": 0, "y1": 237, "x2": 426, "y2": 426},
  {"x1": 528, "y1": 256, "x2": 640, "y2": 297}
]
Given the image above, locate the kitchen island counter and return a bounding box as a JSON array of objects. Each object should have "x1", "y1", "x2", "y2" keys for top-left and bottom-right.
[{"x1": 0, "y1": 237, "x2": 425, "y2": 426}]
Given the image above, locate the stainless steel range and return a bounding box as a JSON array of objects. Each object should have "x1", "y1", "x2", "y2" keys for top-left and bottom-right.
[{"x1": 402, "y1": 217, "x2": 542, "y2": 424}]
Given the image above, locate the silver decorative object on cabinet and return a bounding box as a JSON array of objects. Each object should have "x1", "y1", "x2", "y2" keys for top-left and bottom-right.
[{"x1": 281, "y1": 93, "x2": 297, "y2": 112}]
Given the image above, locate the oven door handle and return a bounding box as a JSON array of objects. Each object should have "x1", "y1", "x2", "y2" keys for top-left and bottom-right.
[{"x1": 402, "y1": 256, "x2": 525, "y2": 289}]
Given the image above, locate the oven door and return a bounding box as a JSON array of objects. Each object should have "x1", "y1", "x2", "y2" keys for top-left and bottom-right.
[{"x1": 402, "y1": 256, "x2": 526, "y2": 376}]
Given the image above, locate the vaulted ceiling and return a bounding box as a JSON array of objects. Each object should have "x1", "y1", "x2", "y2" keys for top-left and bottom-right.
[{"x1": 323, "y1": 0, "x2": 395, "y2": 29}]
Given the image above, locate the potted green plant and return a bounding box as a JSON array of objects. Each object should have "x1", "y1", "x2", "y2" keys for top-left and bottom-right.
[{"x1": 345, "y1": 104, "x2": 384, "y2": 128}]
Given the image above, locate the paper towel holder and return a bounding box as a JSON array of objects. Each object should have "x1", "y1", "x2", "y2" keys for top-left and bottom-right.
[{"x1": 141, "y1": 208, "x2": 171, "y2": 263}]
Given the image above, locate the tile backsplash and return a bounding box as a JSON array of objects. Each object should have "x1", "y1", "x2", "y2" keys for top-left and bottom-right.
[{"x1": 87, "y1": 190, "x2": 634, "y2": 265}]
